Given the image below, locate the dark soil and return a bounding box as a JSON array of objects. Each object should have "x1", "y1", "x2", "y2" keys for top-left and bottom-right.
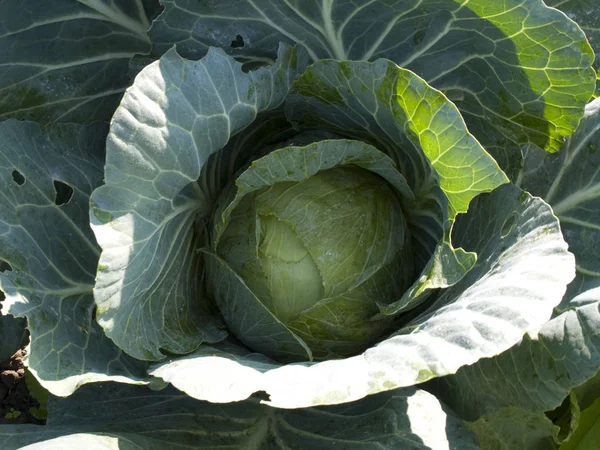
[{"x1": 0, "y1": 348, "x2": 45, "y2": 425}]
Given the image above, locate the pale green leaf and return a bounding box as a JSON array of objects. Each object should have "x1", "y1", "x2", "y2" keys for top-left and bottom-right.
[
  {"x1": 203, "y1": 251, "x2": 313, "y2": 362},
  {"x1": 207, "y1": 139, "x2": 414, "y2": 360}
]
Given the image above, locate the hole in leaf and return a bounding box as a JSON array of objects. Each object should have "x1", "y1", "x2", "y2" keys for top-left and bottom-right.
[
  {"x1": 252, "y1": 390, "x2": 271, "y2": 402},
  {"x1": 242, "y1": 61, "x2": 267, "y2": 72},
  {"x1": 230, "y1": 34, "x2": 245, "y2": 48},
  {"x1": 53, "y1": 180, "x2": 73, "y2": 206},
  {"x1": 11, "y1": 170, "x2": 25, "y2": 185},
  {"x1": 0, "y1": 260, "x2": 12, "y2": 272}
]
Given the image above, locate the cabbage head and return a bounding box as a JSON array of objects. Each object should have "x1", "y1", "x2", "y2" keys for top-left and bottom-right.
[
  {"x1": 85, "y1": 41, "x2": 582, "y2": 407},
  {"x1": 212, "y1": 157, "x2": 414, "y2": 360}
]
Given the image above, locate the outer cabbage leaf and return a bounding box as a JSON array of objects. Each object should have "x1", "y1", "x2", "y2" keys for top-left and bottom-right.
[
  {"x1": 572, "y1": 370, "x2": 600, "y2": 412},
  {"x1": 426, "y1": 99, "x2": 600, "y2": 423},
  {"x1": 149, "y1": 0, "x2": 595, "y2": 165},
  {"x1": 0, "y1": 120, "x2": 148, "y2": 396},
  {"x1": 150, "y1": 183, "x2": 573, "y2": 408},
  {"x1": 560, "y1": 395, "x2": 600, "y2": 450},
  {"x1": 0, "y1": 383, "x2": 479, "y2": 450},
  {"x1": 463, "y1": 387, "x2": 600, "y2": 450},
  {"x1": 90, "y1": 44, "x2": 309, "y2": 361},
  {"x1": 467, "y1": 407, "x2": 560, "y2": 450},
  {"x1": 547, "y1": 0, "x2": 600, "y2": 96},
  {"x1": 0, "y1": 0, "x2": 159, "y2": 124},
  {"x1": 428, "y1": 290, "x2": 600, "y2": 421},
  {"x1": 519, "y1": 98, "x2": 600, "y2": 298}
]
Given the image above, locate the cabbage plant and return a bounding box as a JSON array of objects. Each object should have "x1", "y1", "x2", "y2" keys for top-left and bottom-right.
[{"x1": 0, "y1": 1, "x2": 599, "y2": 449}]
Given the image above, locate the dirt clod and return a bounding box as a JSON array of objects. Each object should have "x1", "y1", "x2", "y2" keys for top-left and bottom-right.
[{"x1": 0, "y1": 348, "x2": 45, "y2": 424}]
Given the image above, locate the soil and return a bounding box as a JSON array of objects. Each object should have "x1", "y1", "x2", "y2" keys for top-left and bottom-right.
[{"x1": 0, "y1": 348, "x2": 45, "y2": 425}]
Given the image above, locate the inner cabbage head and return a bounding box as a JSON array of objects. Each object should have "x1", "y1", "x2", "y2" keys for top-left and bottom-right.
[{"x1": 214, "y1": 165, "x2": 415, "y2": 360}]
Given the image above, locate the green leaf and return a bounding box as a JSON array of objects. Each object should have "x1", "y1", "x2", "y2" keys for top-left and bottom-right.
[
  {"x1": 546, "y1": 392, "x2": 581, "y2": 444},
  {"x1": 572, "y1": 369, "x2": 600, "y2": 412},
  {"x1": 560, "y1": 396, "x2": 600, "y2": 450},
  {"x1": 24, "y1": 370, "x2": 49, "y2": 422},
  {"x1": 427, "y1": 99, "x2": 600, "y2": 422},
  {"x1": 213, "y1": 139, "x2": 414, "y2": 245},
  {"x1": 288, "y1": 59, "x2": 507, "y2": 221},
  {"x1": 547, "y1": 0, "x2": 600, "y2": 96},
  {"x1": 0, "y1": 0, "x2": 157, "y2": 123},
  {"x1": 468, "y1": 407, "x2": 560, "y2": 450},
  {"x1": 150, "y1": 0, "x2": 595, "y2": 155},
  {"x1": 428, "y1": 289, "x2": 600, "y2": 421},
  {"x1": 203, "y1": 251, "x2": 313, "y2": 362},
  {"x1": 0, "y1": 120, "x2": 148, "y2": 396},
  {"x1": 90, "y1": 43, "x2": 309, "y2": 361},
  {"x1": 286, "y1": 58, "x2": 506, "y2": 312},
  {"x1": 0, "y1": 383, "x2": 479, "y2": 450},
  {"x1": 150, "y1": 183, "x2": 573, "y2": 408},
  {"x1": 517, "y1": 98, "x2": 600, "y2": 299}
]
